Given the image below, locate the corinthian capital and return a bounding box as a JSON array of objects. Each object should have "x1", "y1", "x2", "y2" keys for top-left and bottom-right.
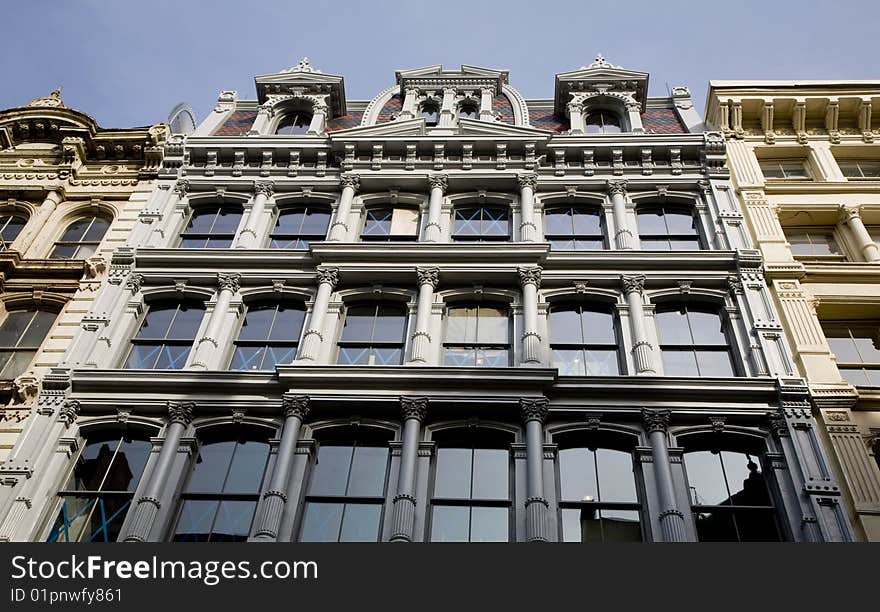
[
  {"x1": 400, "y1": 396, "x2": 428, "y2": 421},
  {"x1": 427, "y1": 174, "x2": 448, "y2": 193},
  {"x1": 416, "y1": 266, "x2": 440, "y2": 289},
  {"x1": 621, "y1": 274, "x2": 645, "y2": 295},
  {"x1": 173, "y1": 179, "x2": 190, "y2": 196},
  {"x1": 340, "y1": 174, "x2": 361, "y2": 193},
  {"x1": 217, "y1": 272, "x2": 241, "y2": 293},
  {"x1": 520, "y1": 397, "x2": 549, "y2": 423},
  {"x1": 518, "y1": 266, "x2": 542, "y2": 288},
  {"x1": 838, "y1": 204, "x2": 862, "y2": 224},
  {"x1": 254, "y1": 181, "x2": 275, "y2": 198},
  {"x1": 517, "y1": 173, "x2": 538, "y2": 191},
  {"x1": 282, "y1": 394, "x2": 310, "y2": 420},
  {"x1": 168, "y1": 401, "x2": 195, "y2": 425},
  {"x1": 641, "y1": 408, "x2": 670, "y2": 434},
  {"x1": 607, "y1": 180, "x2": 628, "y2": 196},
  {"x1": 316, "y1": 266, "x2": 339, "y2": 288}
]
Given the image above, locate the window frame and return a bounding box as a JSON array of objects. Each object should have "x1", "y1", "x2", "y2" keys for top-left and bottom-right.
[
  {"x1": 420, "y1": 100, "x2": 440, "y2": 127},
  {"x1": 636, "y1": 203, "x2": 704, "y2": 251},
  {"x1": 443, "y1": 302, "x2": 512, "y2": 368},
  {"x1": 584, "y1": 110, "x2": 623, "y2": 134},
  {"x1": 821, "y1": 321, "x2": 880, "y2": 387},
  {"x1": 360, "y1": 205, "x2": 420, "y2": 242},
  {"x1": 549, "y1": 301, "x2": 622, "y2": 376},
  {"x1": 50, "y1": 215, "x2": 110, "y2": 259},
  {"x1": 0, "y1": 212, "x2": 28, "y2": 249},
  {"x1": 544, "y1": 204, "x2": 607, "y2": 251},
  {"x1": 0, "y1": 307, "x2": 58, "y2": 380},
  {"x1": 784, "y1": 226, "x2": 845, "y2": 261},
  {"x1": 335, "y1": 301, "x2": 408, "y2": 366},
  {"x1": 836, "y1": 159, "x2": 880, "y2": 180},
  {"x1": 451, "y1": 205, "x2": 511, "y2": 242},
  {"x1": 759, "y1": 159, "x2": 812, "y2": 181},
  {"x1": 230, "y1": 300, "x2": 306, "y2": 371},
  {"x1": 656, "y1": 302, "x2": 738, "y2": 377},
  {"x1": 268, "y1": 204, "x2": 331, "y2": 249},
  {"x1": 124, "y1": 300, "x2": 205, "y2": 370},
  {"x1": 275, "y1": 111, "x2": 313, "y2": 136},
  {"x1": 179, "y1": 204, "x2": 242, "y2": 249}
]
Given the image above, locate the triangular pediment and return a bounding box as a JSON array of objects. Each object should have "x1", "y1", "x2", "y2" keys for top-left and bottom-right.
[
  {"x1": 254, "y1": 58, "x2": 346, "y2": 116},
  {"x1": 554, "y1": 55, "x2": 650, "y2": 114},
  {"x1": 328, "y1": 117, "x2": 427, "y2": 138}
]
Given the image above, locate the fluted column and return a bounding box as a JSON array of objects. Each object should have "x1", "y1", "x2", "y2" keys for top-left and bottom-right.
[
  {"x1": 297, "y1": 267, "x2": 339, "y2": 362},
  {"x1": 839, "y1": 205, "x2": 880, "y2": 262},
  {"x1": 123, "y1": 402, "x2": 194, "y2": 542},
  {"x1": 390, "y1": 397, "x2": 428, "y2": 542},
  {"x1": 518, "y1": 173, "x2": 539, "y2": 242},
  {"x1": 521, "y1": 398, "x2": 550, "y2": 542},
  {"x1": 328, "y1": 174, "x2": 360, "y2": 241},
  {"x1": 409, "y1": 267, "x2": 439, "y2": 364},
  {"x1": 607, "y1": 180, "x2": 633, "y2": 250},
  {"x1": 424, "y1": 174, "x2": 447, "y2": 242},
  {"x1": 519, "y1": 267, "x2": 542, "y2": 365},
  {"x1": 479, "y1": 87, "x2": 494, "y2": 122},
  {"x1": 622, "y1": 275, "x2": 656, "y2": 374},
  {"x1": 236, "y1": 181, "x2": 274, "y2": 249},
  {"x1": 642, "y1": 409, "x2": 688, "y2": 542},
  {"x1": 189, "y1": 273, "x2": 240, "y2": 370},
  {"x1": 252, "y1": 395, "x2": 310, "y2": 541}
]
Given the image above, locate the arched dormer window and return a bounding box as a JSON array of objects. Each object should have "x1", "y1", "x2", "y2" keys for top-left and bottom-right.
[
  {"x1": 421, "y1": 100, "x2": 440, "y2": 127},
  {"x1": 180, "y1": 204, "x2": 242, "y2": 248},
  {"x1": 0, "y1": 212, "x2": 27, "y2": 249},
  {"x1": 275, "y1": 111, "x2": 312, "y2": 135},
  {"x1": 656, "y1": 302, "x2": 735, "y2": 377},
  {"x1": 0, "y1": 307, "x2": 58, "y2": 379},
  {"x1": 636, "y1": 204, "x2": 702, "y2": 251},
  {"x1": 452, "y1": 204, "x2": 510, "y2": 242},
  {"x1": 362, "y1": 205, "x2": 419, "y2": 241},
  {"x1": 544, "y1": 205, "x2": 605, "y2": 251},
  {"x1": 231, "y1": 300, "x2": 306, "y2": 370},
  {"x1": 124, "y1": 300, "x2": 205, "y2": 369},
  {"x1": 269, "y1": 205, "x2": 331, "y2": 249},
  {"x1": 585, "y1": 110, "x2": 622, "y2": 134},
  {"x1": 458, "y1": 101, "x2": 479, "y2": 121},
  {"x1": 336, "y1": 301, "x2": 407, "y2": 366},
  {"x1": 51, "y1": 215, "x2": 110, "y2": 259}
]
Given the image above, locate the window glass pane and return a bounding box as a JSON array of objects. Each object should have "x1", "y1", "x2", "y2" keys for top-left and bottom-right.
[
  {"x1": 444, "y1": 348, "x2": 475, "y2": 367},
  {"x1": 734, "y1": 509, "x2": 781, "y2": 541},
  {"x1": 637, "y1": 209, "x2": 667, "y2": 235},
  {"x1": 550, "y1": 309, "x2": 583, "y2": 344},
  {"x1": 337, "y1": 347, "x2": 371, "y2": 365},
  {"x1": 167, "y1": 305, "x2": 203, "y2": 339},
  {"x1": 721, "y1": 451, "x2": 770, "y2": 506},
  {"x1": 223, "y1": 441, "x2": 269, "y2": 494},
  {"x1": 434, "y1": 447, "x2": 472, "y2": 499},
  {"x1": 596, "y1": 449, "x2": 637, "y2": 503},
  {"x1": 0, "y1": 350, "x2": 35, "y2": 378},
  {"x1": 309, "y1": 445, "x2": 353, "y2": 497},
  {"x1": 561, "y1": 508, "x2": 588, "y2": 542},
  {"x1": 339, "y1": 504, "x2": 382, "y2": 542},
  {"x1": 694, "y1": 509, "x2": 739, "y2": 541},
  {"x1": 476, "y1": 306, "x2": 508, "y2": 343},
  {"x1": 552, "y1": 349, "x2": 587, "y2": 376},
  {"x1": 446, "y1": 307, "x2": 475, "y2": 344},
  {"x1": 684, "y1": 451, "x2": 728, "y2": 505},
  {"x1": 299, "y1": 502, "x2": 343, "y2": 542},
  {"x1": 688, "y1": 310, "x2": 727, "y2": 345},
  {"x1": 600, "y1": 509, "x2": 643, "y2": 542},
  {"x1": 581, "y1": 308, "x2": 615, "y2": 344},
  {"x1": 124, "y1": 345, "x2": 159, "y2": 369},
  {"x1": 347, "y1": 446, "x2": 388, "y2": 497},
  {"x1": 852, "y1": 333, "x2": 880, "y2": 362},
  {"x1": 340, "y1": 305, "x2": 375, "y2": 342},
  {"x1": 210, "y1": 209, "x2": 241, "y2": 234},
  {"x1": 262, "y1": 345, "x2": 297, "y2": 368},
  {"x1": 840, "y1": 368, "x2": 870, "y2": 386},
  {"x1": 472, "y1": 448, "x2": 509, "y2": 500},
  {"x1": 641, "y1": 238, "x2": 670, "y2": 251},
  {"x1": 454, "y1": 207, "x2": 481, "y2": 236},
  {"x1": 0, "y1": 311, "x2": 35, "y2": 346},
  {"x1": 232, "y1": 346, "x2": 265, "y2": 370},
  {"x1": 152, "y1": 345, "x2": 190, "y2": 369},
  {"x1": 0, "y1": 215, "x2": 26, "y2": 244},
  {"x1": 430, "y1": 505, "x2": 469, "y2": 542},
  {"x1": 363, "y1": 208, "x2": 391, "y2": 236},
  {"x1": 275, "y1": 210, "x2": 304, "y2": 233},
  {"x1": 187, "y1": 210, "x2": 217, "y2": 233},
  {"x1": 173, "y1": 500, "x2": 218, "y2": 542},
  {"x1": 482, "y1": 208, "x2": 509, "y2": 236},
  {"x1": 656, "y1": 309, "x2": 691, "y2": 345},
  {"x1": 237, "y1": 305, "x2": 275, "y2": 341},
  {"x1": 270, "y1": 306, "x2": 305, "y2": 341},
  {"x1": 390, "y1": 208, "x2": 419, "y2": 235},
  {"x1": 545, "y1": 209, "x2": 572, "y2": 235},
  {"x1": 186, "y1": 441, "x2": 235, "y2": 493},
  {"x1": 662, "y1": 350, "x2": 699, "y2": 376},
  {"x1": 372, "y1": 306, "x2": 405, "y2": 342},
  {"x1": 559, "y1": 448, "x2": 598, "y2": 501},
  {"x1": 670, "y1": 238, "x2": 701, "y2": 250},
  {"x1": 695, "y1": 350, "x2": 735, "y2": 376},
  {"x1": 470, "y1": 506, "x2": 509, "y2": 542},
  {"x1": 572, "y1": 209, "x2": 602, "y2": 235},
  {"x1": 665, "y1": 211, "x2": 697, "y2": 235},
  {"x1": 73, "y1": 438, "x2": 151, "y2": 493},
  {"x1": 210, "y1": 500, "x2": 256, "y2": 542},
  {"x1": 826, "y1": 335, "x2": 862, "y2": 363},
  {"x1": 300, "y1": 209, "x2": 330, "y2": 235},
  {"x1": 83, "y1": 217, "x2": 110, "y2": 242},
  {"x1": 60, "y1": 218, "x2": 91, "y2": 241},
  {"x1": 584, "y1": 349, "x2": 619, "y2": 375},
  {"x1": 476, "y1": 348, "x2": 508, "y2": 367}
]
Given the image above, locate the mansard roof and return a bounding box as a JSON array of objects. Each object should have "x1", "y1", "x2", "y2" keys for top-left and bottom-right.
[
  {"x1": 554, "y1": 54, "x2": 650, "y2": 115},
  {"x1": 255, "y1": 57, "x2": 347, "y2": 117}
]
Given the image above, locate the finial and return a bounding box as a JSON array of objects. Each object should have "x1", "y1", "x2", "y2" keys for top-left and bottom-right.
[
  {"x1": 25, "y1": 86, "x2": 66, "y2": 109},
  {"x1": 282, "y1": 57, "x2": 322, "y2": 74}
]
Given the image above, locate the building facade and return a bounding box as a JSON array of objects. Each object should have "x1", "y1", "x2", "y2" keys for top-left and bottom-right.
[
  {"x1": 707, "y1": 81, "x2": 880, "y2": 540},
  {"x1": 0, "y1": 89, "x2": 167, "y2": 463},
  {"x1": 0, "y1": 58, "x2": 854, "y2": 543}
]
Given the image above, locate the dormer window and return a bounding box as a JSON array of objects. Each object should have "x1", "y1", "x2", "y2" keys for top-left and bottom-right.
[
  {"x1": 459, "y1": 102, "x2": 479, "y2": 121},
  {"x1": 275, "y1": 112, "x2": 312, "y2": 135},
  {"x1": 585, "y1": 111, "x2": 621, "y2": 134},
  {"x1": 421, "y1": 101, "x2": 440, "y2": 127}
]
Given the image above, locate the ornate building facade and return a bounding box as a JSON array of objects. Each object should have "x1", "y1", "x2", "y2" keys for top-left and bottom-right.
[
  {"x1": 707, "y1": 81, "x2": 880, "y2": 540},
  {"x1": 0, "y1": 58, "x2": 854, "y2": 542},
  {"x1": 0, "y1": 90, "x2": 167, "y2": 463}
]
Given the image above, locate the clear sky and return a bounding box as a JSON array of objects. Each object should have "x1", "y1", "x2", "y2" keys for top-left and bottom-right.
[{"x1": 2, "y1": 0, "x2": 878, "y2": 129}]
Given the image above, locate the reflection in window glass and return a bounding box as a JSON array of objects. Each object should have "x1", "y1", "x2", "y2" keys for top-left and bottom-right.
[
  {"x1": 0, "y1": 213, "x2": 27, "y2": 249},
  {"x1": 0, "y1": 309, "x2": 57, "y2": 379},
  {"x1": 759, "y1": 160, "x2": 810, "y2": 180},
  {"x1": 125, "y1": 301, "x2": 204, "y2": 370},
  {"x1": 459, "y1": 103, "x2": 479, "y2": 120},
  {"x1": 838, "y1": 159, "x2": 880, "y2": 179},
  {"x1": 275, "y1": 113, "x2": 312, "y2": 135},
  {"x1": 421, "y1": 102, "x2": 440, "y2": 127},
  {"x1": 545, "y1": 206, "x2": 605, "y2": 251},
  {"x1": 822, "y1": 323, "x2": 880, "y2": 387},
  {"x1": 444, "y1": 304, "x2": 510, "y2": 367},
  {"x1": 269, "y1": 206, "x2": 330, "y2": 249},
  {"x1": 180, "y1": 206, "x2": 241, "y2": 248},
  {"x1": 785, "y1": 229, "x2": 841, "y2": 257},
  {"x1": 452, "y1": 206, "x2": 510, "y2": 241},
  {"x1": 637, "y1": 205, "x2": 701, "y2": 251},
  {"x1": 656, "y1": 304, "x2": 735, "y2": 377},
  {"x1": 232, "y1": 302, "x2": 305, "y2": 370},
  {"x1": 362, "y1": 206, "x2": 419, "y2": 241},
  {"x1": 584, "y1": 111, "x2": 622, "y2": 134},
  {"x1": 550, "y1": 303, "x2": 620, "y2": 376},
  {"x1": 336, "y1": 303, "x2": 406, "y2": 366},
  {"x1": 51, "y1": 216, "x2": 110, "y2": 259}
]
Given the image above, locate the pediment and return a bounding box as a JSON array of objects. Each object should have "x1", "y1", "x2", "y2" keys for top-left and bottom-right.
[
  {"x1": 554, "y1": 56, "x2": 650, "y2": 114},
  {"x1": 328, "y1": 117, "x2": 427, "y2": 138},
  {"x1": 457, "y1": 119, "x2": 552, "y2": 137},
  {"x1": 254, "y1": 59, "x2": 346, "y2": 116},
  {"x1": 396, "y1": 64, "x2": 509, "y2": 95}
]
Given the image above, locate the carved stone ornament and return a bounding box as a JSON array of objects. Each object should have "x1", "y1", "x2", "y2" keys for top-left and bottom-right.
[
  {"x1": 416, "y1": 266, "x2": 440, "y2": 289},
  {"x1": 606, "y1": 179, "x2": 627, "y2": 196},
  {"x1": 168, "y1": 401, "x2": 195, "y2": 425},
  {"x1": 217, "y1": 273, "x2": 241, "y2": 293},
  {"x1": 340, "y1": 174, "x2": 361, "y2": 192},
  {"x1": 709, "y1": 416, "x2": 726, "y2": 434},
  {"x1": 126, "y1": 273, "x2": 145, "y2": 294},
  {"x1": 254, "y1": 181, "x2": 275, "y2": 198},
  {"x1": 766, "y1": 411, "x2": 788, "y2": 438},
  {"x1": 316, "y1": 267, "x2": 340, "y2": 288},
  {"x1": 427, "y1": 174, "x2": 448, "y2": 193},
  {"x1": 172, "y1": 179, "x2": 190, "y2": 196},
  {"x1": 400, "y1": 396, "x2": 428, "y2": 422},
  {"x1": 12, "y1": 375, "x2": 39, "y2": 405},
  {"x1": 621, "y1": 274, "x2": 646, "y2": 295},
  {"x1": 26, "y1": 87, "x2": 66, "y2": 108},
  {"x1": 59, "y1": 399, "x2": 81, "y2": 427},
  {"x1": 642, "y1": 408, "x2": 671, "y2": 434},
  {"x1": 517, "y1": 173, "x2": 538, "y2": 191},
  {"x1": 282, "y1": 395, "x2": 310, "y2": 420},
  {"x1": 727, "y1": 275, "x2": 743, "y2": 295},
  {"x1": 518, "y1": 266, "x2": 542, "y2": 288},
  {"x1": 520, "y1": 397, "x2": 549, "y2": 423}
]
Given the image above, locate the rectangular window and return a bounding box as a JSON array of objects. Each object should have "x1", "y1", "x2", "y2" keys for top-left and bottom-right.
[
  {"x1": 822, "y1": 322, "x2": 880, "y2": 387},
  {"x1": 784, "y1": 228, "x2": 843, "y2": 259},
  {"x1": 759, "y1": 160, "x2": 810, "y2": 180},
  {"x1": 837, "y1": 159, "x2": 880, "y2": 179}
]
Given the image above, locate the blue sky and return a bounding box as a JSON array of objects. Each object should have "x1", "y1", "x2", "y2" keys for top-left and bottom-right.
[{"x1": 2, "y1": 0, "x2": 878, "y2": 128}]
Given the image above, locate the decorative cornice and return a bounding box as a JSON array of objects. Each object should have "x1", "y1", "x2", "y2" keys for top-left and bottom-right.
[
  {"x1": 316, "y1": 266, "x2": 339, "y2": 288},
  {"x1": 416, "y1": 266, "x2": 440, "y2": 289},
  {"x1": 518, "y1": 266, "x2": 542, "y2": 288},
  {"x1": 125, "y1": 273, "x2": 144, "y2": 294},
  {"x1": 520, "y1": 397, "x2": 549, "y2": 423},
  {"x1": 642, "y1": 408, "x2": 670, "y2": 434},
  {"x1": 282, "y1": 394, "x2": 310, "y2": 420},
  {"x1": 168, "y1": 401, "x2": 195, "y2": 426},
  {"x1": 59, "y1": 399, "x2": 80, "y2": 427},
  {"x1": 400, "y1": 396, "x2": 428, "y2": 422}
]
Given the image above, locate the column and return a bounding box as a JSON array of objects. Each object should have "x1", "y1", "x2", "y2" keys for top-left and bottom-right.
[
  {"x1": 424, "y1": 174, "x2": 447, "y2": 242},
  {"x1": 409, "y1": 267, "x2": 439, "y2": 364},
  {"x1": 439, "y1": 87, "x2": 456, "y2": 128},
  {"x1": 517, "y1": 173, "x2": 539, "y2": 242},
  {"x1": 16, "y1": 189, "x2": 61, "y2": 251},
  {"x1": 626, "y1": 100, "x2": 645, "y2": 134},
  {"x1": 622, "y1": 275, "x2": 656, "y2": 374},
  {"x1": 521, "y1": 398, "x2": 550, "y2": 542},
  {"x1": 236, "y1": 181, "x2": 274, "y2": 249},
  {"x1": 519, "y1": 267, "x2": 542, "y2": 365},
  {"x1": 479, "y1": 87, "x2": 495, "y2": 122},
  {"x1": 328, "y1": 174, "x2": 359, "y2": 241},
  {"x1": 642, "y1": 409, "x2": 688, "y2": 542},
  {"x1": 399, "y1": 88, "x2": 419, "y2": 120},
  {"x1": 297, "y1": 267, "x2": 339, "y2": 361},
  {"x1": 189, "y1": 273, "x2": 241, "y2": 370},
  {"x1": 390, "y1": 396, "x2": 428, "y2": 542},
  {"x1": 839, "y1": 205, "x2": 880, "y2": 262},
  {"x1": 568, "y1": 102, "x2": 586, "y2": 135},
  {"x1": 146, "y1": 179, "x2": 189, "y2": 248},
  {"x1": 306, "y1": 102, "x2": 327, "y2": 135},
  {"x1": 607, "y1": 180, "x2": 633, "y2": 250},
  {"x1": 252, "y1": 395, "x2": 310, "y2": 541},
  {"x1": 123, "y1": 402, "x2": 194, "y2": 542}
]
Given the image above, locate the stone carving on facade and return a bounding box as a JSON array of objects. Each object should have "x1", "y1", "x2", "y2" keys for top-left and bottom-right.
[
  {"x1": 416, "y1": 267, "x2": 440, "y2": 289},
  {"x1": 427, "y1": 174, "x2": 448, "y2": 193},
  {"x1": 340, "y1": 174, "x2": 361, "y2": 192},
  {"x1": 520, "y1": 398, "x2": 549, "y2": 423},
  {"x1": 168, "y1": 401, "x2": 195, "y2": 425},
  {"x1": 59, "y1": 399, "x2": 80, "y2": 427},
  {"x1": 518, "y1": 266, "x2": 542, "y2": 288},
  {"x1": 254, "y1": 181, "x2": 275, "y2": 197},
  {"x1": 400, "y1": 396, "x2": 428, "y2": 422},
  {"x1": 621, "y1": 274, "x2": 646, "y2": 295},
  {"x1": 316, "y1": 267, "x2": 339, "y2": 289},
  {"x1": 282, "y1": 395, "x2": 310, "y2": 420},
  {"x1": 607, "y1": 179, "x2": 627, "y2": 195},
  {"x1": 642, "y1": 408, "x2": 671, "y2": 433},
  {"x1": 217, "y1": 273, "x2": 241, "y2": 293},
  {"x1": 517, "y1": 173, "x2": 538, "y2": 190}
]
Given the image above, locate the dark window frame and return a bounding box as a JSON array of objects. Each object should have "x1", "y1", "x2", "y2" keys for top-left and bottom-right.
[
  {"x1": 231, "y1": 300, "x2": 306, "y2": 371},
  {"x1": 759, "y1": 159, "x2": 811, "y2": 180},
  {"x1": 636, "y1": 204, "x2": 704, "y2": 251},
  {"x1": 544, "y1": 205, "x2": 606, "y2": 251},
  {"x1": 452, "y1": 205, "x2": 511, "y2": 242},
  {"x1": 584, "y1": 110, "x2": 623, "y2": 134},
  {"x1": 549, "y1": 301, "x2": 622, "y2": 376},
  {"x1": 124, "y1": 300, "x2": 205, "y2": 370},
  {"x1": 822, "y1": 321, "x2": 880, "y2": 387},
  {"x1": 838, "y1": 159, "x2": 880, "y2": 179},
  {"x1": 51, "y1": 215, "x2": 110, "y2": 259},
  {"x1": 656, "y1": 303, "x2": 737, "y2": 377},
  {"x1": 179, "y1": 205, "x2": 242, "y2": 249},
  {"x1": 0, "y1": 212, "x2": 27, "y2": 249},
  {"x1": 443, "y1": 302, "x2": 512, "y2": 368},
  {"x1": 336, "y1": 301, "x2": 407, "y2": 366},
  {"x1": 275, "y1": 112, "x2": 313, "y2": 135},
  {"x1": 360, "y1": 205, "x2": 420, "y2": 242},
  {"x1": 0, "y1": 308, "x2": 58, "y2": 379},
  {"x1": 269, "y1": 205, "x2": 330, "y2": 249}
]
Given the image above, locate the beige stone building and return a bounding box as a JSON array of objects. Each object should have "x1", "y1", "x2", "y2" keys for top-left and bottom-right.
[
  {"x1": 706, "y1": 81, "x2": 880, "y2": 540},
  {"x1": 0, "y1": 89, "x2": 166, "y2": 459}
]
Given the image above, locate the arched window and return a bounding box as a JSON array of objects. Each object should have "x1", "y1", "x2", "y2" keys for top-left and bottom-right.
[
  {"x1": 269, "y1": 205, "x2": 330, "y2": 249},
  {"x1": 124, "y1": 300, "x2": 205, "y2": 369},
  {"x1": 231, "y1": 301, "x2": 305, "y2": 370},
  {"x1": 637, "y1": 204, "x2": 702, "y2": 251},
  {"x1": 299, "y1": 427, "x2": 392, "y2": 542},
  {"x1": 421, "y1": 101, "x2": 440, "y2": 127},
  {"x1": 361, "y1": 205, "x2": 419, "y2": 241},
  {"x1": 444, "y1": 303, "x2": 510, "y2": 367},
  {"x1": 47, "y1": 430, "x2": 151, "y2": 542},
  {"x1": 544, "y1": 205, "x2": 605, "y2": 250},
  {"x1": 275, "y1": 112, "x2": 312, "y2": 135},
  {"x1": 0, "y1": 308, "x2": 57, "y2": 379},
  {"x1": 429, "y1": 427, "x2": 513, "y2": 542},
  {"x1": 683, "y1": 437, "x2": 782, "y2": 541},
  {"x1": 336, "y1": 302, "x2": 407, "y2": 366},
  {"x1": 550, "y1": 303, "x2": 620, "y2": 375},
  {"x1": 459, "y1": 102, "x2": 479, "y2": 121},
  {"x1": 51, "y1": 215, "x2": 110, "y2": 259},
  {"x1": 452, "y1": 205, "x2": 510, "y2": 242},
  {"x1": 0, "y1": 212, "x2": 27, "y2": 249},
  {"x1": 656, "y1": 303, "x2": 735, "y2": 376},
  {"x1": 173, "y1": 431, "x2": 271, "y2": 542},
  {"x1": 180, "y1": 205, "x2": 242, "y2": 248},
  {"x1": 585, "y1": 111, "x2": 622, "y2": 134},
  {"x1": 556, "y1": 431, "x2": 642, "y2": 543}
]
